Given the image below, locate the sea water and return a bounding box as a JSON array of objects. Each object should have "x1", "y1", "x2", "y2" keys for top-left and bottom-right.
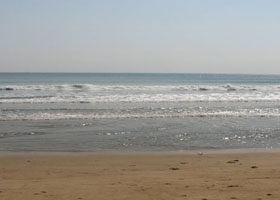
[{"x1": 0, "y1": 73, "x2": 280, "y2": 152}]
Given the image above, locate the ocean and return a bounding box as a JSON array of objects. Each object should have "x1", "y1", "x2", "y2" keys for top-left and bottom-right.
[{"x1": 0, "y1": 73, "x2": 280, "y2": 152}]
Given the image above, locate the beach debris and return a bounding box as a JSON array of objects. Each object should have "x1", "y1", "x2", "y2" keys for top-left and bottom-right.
[
  {"x1": 198, "y1": 152, "x2": 203, "y2": 155},
  {"x1": 227, "y1": 185, "x2": 239, "y2": 188},
  {"x1": 266, "y1": 193, "x2": 272, "y2": 196},
  {"x1": 169, "y1": 167, "x2": 180, "y2": 170},
  {"x1": 251, "y1": 166, "x2": 258, "y2": 169},
  {"x1": 227, "y1": 160, "x2": 239, "y2": 164}
]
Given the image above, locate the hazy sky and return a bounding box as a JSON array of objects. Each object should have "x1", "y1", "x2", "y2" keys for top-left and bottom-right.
[{"x1": 1, "y1": 0, "x2": 280, "y2": 73}]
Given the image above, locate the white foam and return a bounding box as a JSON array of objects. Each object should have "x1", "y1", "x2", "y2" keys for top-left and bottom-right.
[
  {"x1": 0, "y1": 84, "x2": 277, "y2": 92},
  {"x1": 1, "y1": 84, "x2": 280, "y2": 104},
  {"x1": 1, "y1": 108, "x2": 280, "y2": 121},
  {"x1": 1, "y1": 92, "x2": 280, "y2": 104}
]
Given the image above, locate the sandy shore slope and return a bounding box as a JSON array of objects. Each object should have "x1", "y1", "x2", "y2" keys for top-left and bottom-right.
[{"x1": 0, "y1": 152, "x2": 280, "y2": 200}]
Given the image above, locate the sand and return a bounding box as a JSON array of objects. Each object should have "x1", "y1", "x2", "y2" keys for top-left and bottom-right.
[{"x1": 0, "y1": 152, "x2": 280, "y2": 200}]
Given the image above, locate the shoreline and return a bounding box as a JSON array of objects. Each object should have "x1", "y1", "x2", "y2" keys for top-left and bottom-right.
[{"x1": 0, "y1": 147, "x2": 280, "y2": 156}]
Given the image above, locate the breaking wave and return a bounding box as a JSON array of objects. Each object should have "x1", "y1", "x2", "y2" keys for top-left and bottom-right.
[{"x1": 0, "y1": 84, "x2": 268, "y2": 92}]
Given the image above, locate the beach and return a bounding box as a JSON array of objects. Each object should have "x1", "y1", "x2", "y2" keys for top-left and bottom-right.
[{"x1": 1, "y1": 152, "x2": 280, "y2": 200}]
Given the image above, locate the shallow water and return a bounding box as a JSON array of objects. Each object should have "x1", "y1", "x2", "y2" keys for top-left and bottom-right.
[
  {"x1": 1, "y1": 73, "x2": 280, "y2": 152},
  {"x1": 0, "y1": 117, "x2": 280, "y2": 152}
]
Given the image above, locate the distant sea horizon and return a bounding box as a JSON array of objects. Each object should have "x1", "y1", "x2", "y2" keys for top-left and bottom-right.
[{"x1": 1, "y1": 72, "x2": 280, "y2": 75}]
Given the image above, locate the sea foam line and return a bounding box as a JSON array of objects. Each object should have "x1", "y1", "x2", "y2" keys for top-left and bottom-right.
[
  {"x1": 1, "y1": 110, "x2": 280, "y2": 121},
  {"x1": 1, "y1": 84, "x2": 280, "y2": 92}
]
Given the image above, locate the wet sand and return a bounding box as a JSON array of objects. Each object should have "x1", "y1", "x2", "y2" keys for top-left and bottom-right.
[{"x1": 0, "y1": 152, "x2": 280, "y2": 200}]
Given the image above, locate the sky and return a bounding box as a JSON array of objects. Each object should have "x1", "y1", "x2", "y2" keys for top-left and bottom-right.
[{"x1": 0, "y1": 0, "x2": 280, "y2": 74}]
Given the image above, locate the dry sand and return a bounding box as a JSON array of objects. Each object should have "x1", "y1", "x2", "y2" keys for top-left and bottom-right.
[{"x1": 0, "y1": 152, "x2": 280, "y2": 200}]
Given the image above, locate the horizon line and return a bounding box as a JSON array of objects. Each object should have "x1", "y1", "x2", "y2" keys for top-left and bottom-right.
[{"x1": 0, "y1": 72, "x2": 280, "y2": 76}]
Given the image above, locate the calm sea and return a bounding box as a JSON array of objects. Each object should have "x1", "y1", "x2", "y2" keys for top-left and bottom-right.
[{"x1": 0, "y1": 73, "x2": 280, "y2": 152}]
